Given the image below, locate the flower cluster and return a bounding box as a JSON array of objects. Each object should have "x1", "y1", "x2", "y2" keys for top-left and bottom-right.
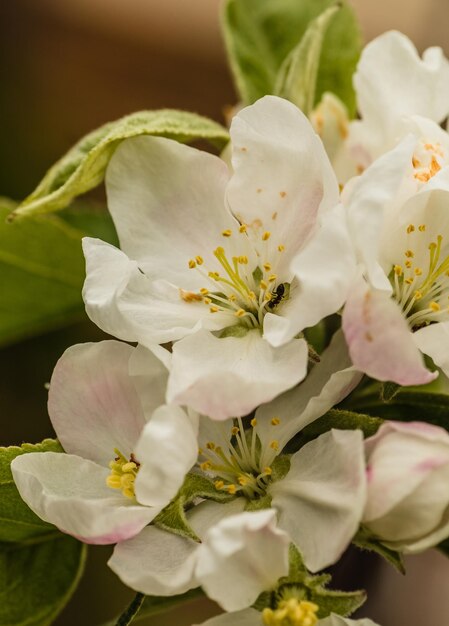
[{"x1": 11, "y1": 30, "x2": 449, "y2": 626}]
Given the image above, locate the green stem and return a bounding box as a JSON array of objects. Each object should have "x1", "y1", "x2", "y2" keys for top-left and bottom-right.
[{"x1": 115, "y1": 593, "x2": 145, "y2": 626}]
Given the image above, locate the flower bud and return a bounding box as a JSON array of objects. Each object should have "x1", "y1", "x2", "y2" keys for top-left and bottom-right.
[{"x1": 363, "y1": 421, "x2": 449, "y2": 552}]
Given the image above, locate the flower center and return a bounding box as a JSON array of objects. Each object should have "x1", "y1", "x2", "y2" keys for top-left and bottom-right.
[
  {"x1": 262, "y1": 599, "x2": 319, "y2": 626},
  {"x1": 390, "y1": 223, "x2": 449, "y2": 328},
  {"x1": 183, "y1": 226, "x2": 289, "y2": 329},
  {"x1": 412, "y1": 141, "x2": 445, "y2": 184},
  {"x1": 198, "y1": 417, "x2": 282, "y2": 499},
  {"x1": 106, "y1": 448, "x2": 140, "y2": 499}
]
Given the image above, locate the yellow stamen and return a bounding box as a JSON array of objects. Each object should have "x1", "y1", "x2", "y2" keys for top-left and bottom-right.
[
  {"x1": 430, "y1": 301, "x2": 441, "y2": 312},
  {"x1": 200, "y1": 288, "x2": 209, "y2": 295},
  {"x1": 231, "y1": 426, "x2": 240, "y2": 435},
  {"x1": 239, "y1": 224, "x2": 247, "y2": 233},
  {"x1": 262, "y1": 231, "x2": 271, "y2": 241},
  {"x1": 214, "y1": 480, "x2": 225, "y2": 490},
  {"x1": 251, "y1": 418, "x2": 257, "y2": 427},
  {"x1": 394, "y1": 265, "x2": 403, "y2": 276},
  {"x1": 195, "y1": 256, "x2": 204, "y2": 265},
  {"x1": 405, "y1": 250, "x2": 414, "y2": 258},
  {"x1": 262, "y1": 599, "x2": 319, "y2": 626},
  {"x1": 222, "y1": 229, "x2": 232, "y2": 237},
  {"x1": 270, "y1": 440, "x2": 279, "y2": 450},
  {"x1": 209, "y1": 306, "x2": 219, "y2": 313},
  {"x1": 235, "y1": 308, "x2": 246, "y2": 317},
  {"x1": 263, "y1": 262, "x2": 272, "y2": 271},
  {"x1": 271, "y1": 417, "x2": 280, "y2": 426},
  {"x1": 188, "y1": 259, "x2": 196, "y2": 269},
  {"x1": 226, "y1": 484, "x2": 237, "y2": 495},
  {"x1": 407, "y1": 224, "x2": 415, "y2": 234},
  {"x1": 278, "y1": 244, "x2": 285, "y2": 252}
]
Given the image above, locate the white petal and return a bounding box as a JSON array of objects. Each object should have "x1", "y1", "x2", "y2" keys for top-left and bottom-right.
[
  {"x1": 270, "y1": 430, "x2": 366, "y2": 572},
  {"x1": 264, "y1": 204, "x2": 356, "y2": 346},
  {"x1": 319, "y1": 616, "x2": 380, "y2": 626},
  {"x1": 11, "y1": 453, "x2": 156, "y2": 544},
  {"x1": 414, "y1": 321, "x2": 449, "y2": 378},
  {"x1": 355, "y1": 31, "x2": 449, "y2": 130},
  {"x1": 128, "y1": 343, "x2": 170, "y2": 417},
  {"x1": 193, "y1": 609, "x2": 260, "y2": 626},
  {"x1": 134, "y1": 405, "x2": 199, "y2": 507},
  {"x1": 167, "y1": 329, "x2": 308, "y2": 420},
  {"x1": 195, "y1": 509, "x2": 289, "y2": 612},
  {"x1": 106, "y1": 134, "x2": 234, "y2": 288},
  {"x1": 342, "y1": 277, "x2": 436, "y2": 386},
  {"x1": 108, "y1": 525, "x2": 199, "y2": 595},
  {"x1": 255, "y1": 330, "x2": 362, "y2": 454},
  {"x1": 48, "y1": 341, "x2": 146, "y2": 465},
  {"x1": 227, "y1": 96, "x2": 339, "y2": 272}
]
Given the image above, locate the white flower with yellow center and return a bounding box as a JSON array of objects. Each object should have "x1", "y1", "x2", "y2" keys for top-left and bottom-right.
[
  {"x1": 315, "y1": 31, "x2": 449, "y2": 183},
  {"x1": 109, "y1": 333, "x2": 366, "y2": 598},
  {"x1": 342, "y1": 133, "x2": 449, "y2": 384},
  {"x1": 82, "y1": 95, "x2": 356, "y2": 419},
  {"x1": 11, "y1": 340, "x2": 198, "y2": 544}
]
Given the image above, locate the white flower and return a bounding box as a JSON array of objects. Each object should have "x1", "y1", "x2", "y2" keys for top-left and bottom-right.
[
  {"x1": 11, "y1": 341, "x2": 197, "y2": 544},
  {"x1": 82, "y1": 95, "x2": 356, "y2": 419},
  {"x1": 342, "y1": 130, "x2": 449, "y2": 385},
  {"x1": 109, "y1": 333, "x2": 366, "y2": 596},
  {"x1": 325, "y1": 31, "x2": 449, "y2": 182},
  {"x1": 363, "y1": 421, "x2": 449, "y2": 552},
  {"x1": 193, "y1": 608, "x2": 380, "y2": 626}
]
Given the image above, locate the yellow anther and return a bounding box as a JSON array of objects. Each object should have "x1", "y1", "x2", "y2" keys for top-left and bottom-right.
[
  {"x1": 419, "y1": 224, "x2": 426, "y2": 232},
  {"x1": 239, "y1": 224, "x2": 247, "y2": 233},
  {"x1": 200, "y1": 288, "x2": 209, "y2": 295},
  {"x1": 122, "y1": 487, "x2": 135, "y2": 499},
  {"x1": 195, "y1": 256, "x2": 204, "y2": 265},
  {"x1": 208, "y1": 271, "x2": 220, "y2": 280},
  {"x1": 251, "y1": 418, "x2": 257, "y2": 427},
  {"x1": 268, "y1": 274, "x2": 277, "y2": 283},
  {"x1": 271, "y1": 417, "x2": 280, "y2": 426},
  {"x1": 188, "y1": 259, "x2": 197, "y2": 269},
  {"x1": 394, "y1": 265, "x2": 403, "y2": 276},
  {"x1": 264, "y1": 467, "x2": 272, "y2": 476},
  {"x1": 405, "y1": 260, "x2": 412, "y2": 269},
  {"x1": 121, "y1": 474, "x2": 135, "y2": 490},
  {"x1": 238, "y1": 476, "x2": 248, "y2": 486},
  {"x1": 226, "y1": 484, "x2": 237, "y2": 495},
  {"x1": 405, "y1": 250, "x2": 414, "y2": 258},
  {"x1": 414, "y1": 290, "x2": 423, "y2": 300},
  {"x1": 270, "y1": 440, "x2": 279, "y2": 450},
  {"x1": 214, "y1": 480, "x2": 225, "y2": 490},
  {"x1": 229, "y1": 294, "x2": 237, "y2": 302},
  {"x1": 265, "y1": 292, "x2": 273, "y2": 301},
  {"x1": 414, "y1": 267, "x2": 423, "y2": 276},
  {"x1": 106, "y1": 475, "x2": 122, "y2": 489},
  {"x1": 204, "y1": 297, "x2": 212, "y2": 305},
  {"x1": 249, "y1": 291, "x2": 257, "y2": 300},
  {"x1": 260, "y1": 280, "x2": 268, "y2": 290},
  {"x1": 206, "y1": 441, "x2": 216, "y2": 450},
  {"x1": 180, "y1": 289, "x2": 203, "y2": 302},
  {"x1": 222, "y1": 229, "x2": 232, "y2": 237},
  {"x1": 231, "y1": 426, "x2": 240, "y2": 435},
  {"x1": 262, "y1": 231, "x2": 271, "y2": 241},
  {"x1": 430, "y1": 155, "x2": 442, "y2": 177},
  {"x1": 412, "y1": 155, "x2": 421, "y2": 168},
  {"x1": 405, "y1": 278, "x2": 414, "y2": 285},
  {"x1": 263, "y1": 262, "x2": 272, "y2": 271},
  {"x1": 235, "y1": 308, "x2": 246, "y2": 317},
  {"x1": 209, "y1": 306, "x2": 219, "y2": 313},
  {"x1": 278, "y1": 244, "x2": 285, "y2": 252},
  {"x1": 239, "y1": 255, "x2": 249, "y2": 264},
  {"x1": 122, "y1": 462, "x2": 137, "y2": 472},
  {"x1": 262, "y1": 599, "x2": 319, "y2": 626},
  {"x1": 200, "y1": 461, "x2": 212, "y2": 471},
  {"x1": 430, "y1": 301, "x2": 441, "y2": 312},
  {"x1": 407, "y1": 224, "x2": 415, "y2": 234}
]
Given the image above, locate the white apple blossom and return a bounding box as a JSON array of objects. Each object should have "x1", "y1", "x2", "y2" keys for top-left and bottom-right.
[
  {"x1": 342, "y1": 130, "x2": 449, "y2": 385},
  {"x1": 315, "y1": 31, "x2": 449, "y2": 182},
  {"x1": 11, "y1": 340, "x2": 197, "y2": 544},
  {"x1": 82, "y1": 95, "x2": 356, "y2": 420},
  {"x1": 194, "y1": 608, "x2": 380, "y2": 626},
  {"x1": 363, "y1": 421, "x2": 449, "y2": 553}
]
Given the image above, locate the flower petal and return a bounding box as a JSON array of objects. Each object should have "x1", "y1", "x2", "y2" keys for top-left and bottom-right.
[
  {"x1": 128, "y1": 343, "x2": 170, "y2": 417},
  {"x1": 134, "y1": 405, "x2": 199, "y2": 507},
  {"x1": 167, "y1": 330, "x2": 308, "y2": 420},
  {"x1": 227, "y1": 96, "x2": 339, "y2": 272},
  {"x1": 106, "y1": 134, "x2": 234, "y2": 288},
  {"x1": 414, "y1": 320, "x2": 449, "y2": 378},
  {"x1": 108, "y1": 525, "x2": 199, "y2": 595},
  {"x1": 48, "y1": 341, "x2": 146, "y2": 465},
  {"x1": 11, "y1": 453, "x2": 156, "y2": 544},
  {"x1": 195, "y1": 509, "x2": 289, "y2": 612},
  {"x1": 320, "y1": 616, "x2": 380, "y2": 626},
  {"x1": 342, "y1": 277, "x2": 436, "y2": 386},
  {"x1": 270, "y1": 429, "x2": 366, "y2": 572},
  {"x1": 193, "y1": 609, "x2": 260, "y2": 626}
]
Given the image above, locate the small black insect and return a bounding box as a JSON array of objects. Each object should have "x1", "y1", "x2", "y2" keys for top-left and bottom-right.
[{"x1": 267, "y1": 282, "x2": 290, "y2": 309}]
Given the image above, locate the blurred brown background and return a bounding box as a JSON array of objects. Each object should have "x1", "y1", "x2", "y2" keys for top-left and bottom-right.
[{"x1": 1, "y1": 0, "x2": 449, "y2": 624}]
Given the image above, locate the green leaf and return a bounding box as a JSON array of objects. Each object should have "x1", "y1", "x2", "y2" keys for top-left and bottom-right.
[
  {"x1": 102, "y1": 589, "x2": 204, "y2": 626},
  {"x1": 0, "y1": 535, "x2": 86, "y2": 626},
  {"x1": 311, "y1": 587, "x2": 366, "y2": 619},
  {"x1": 0, "y1": 439, "x2": 63, "y2": 543},
  {"x1": 0, "y1": 199, "x2": 116, "y2": 346},
  {"x1": 353, "y1": 528, "x2": 405, "y2": 575},
  {"x1": 221, "y1": 0, "x2": 361, "y2": 115},
  {"x1": 380, "y1": 381, "x2": 401, "y2": 403},
  {"x1": 10, "y1": 110, "x2": 230, "y2": 220},
  {"x1": 274, "y1": 5, "x2": 340, "y2": 116}
]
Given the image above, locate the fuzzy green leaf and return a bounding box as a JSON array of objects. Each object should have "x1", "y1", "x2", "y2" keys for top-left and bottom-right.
[
  {"x1": 10, "y1": 111, "x2": 229, "y2": 220},
  {"x1": 0, "y1": 199, "x2": 116, "y2": 346},
  {"x1": 222, "y1": 0, "x2": 361, "y2": 115},
  {"x1": 0, "y1": 535, "x2": 86, "y2": 626},
  {"x1": 312, "y1": 587, "x2": 367, "y2": 619},
  {"x1": 274, "y1": 5, "x2": 339, "y2": 115},
  {"x1": 353, "y1": 528, "x2": 405, "y2": 575},
  {"x1": 0, "y1": 439, "x2": 63, "y2": 543}
]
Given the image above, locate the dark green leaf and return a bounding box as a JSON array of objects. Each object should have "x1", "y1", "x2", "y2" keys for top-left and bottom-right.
[
  {"x1": 10, "y1": 111, "x2": 229, "y2": 220},
  {"x1": 380, "y1": 381, "x2": 401, "y2": 403},
  {"x1": 311, "y1": 587, "x2": 366, "y2": 619},
  {"x1": 353, "y1": 528, "x2": 405, "y2": 574}
]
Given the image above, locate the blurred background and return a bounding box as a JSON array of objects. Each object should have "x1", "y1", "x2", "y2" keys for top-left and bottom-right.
[{"x1": 1, "y1": 0, "x2": 449, "y2": 624}]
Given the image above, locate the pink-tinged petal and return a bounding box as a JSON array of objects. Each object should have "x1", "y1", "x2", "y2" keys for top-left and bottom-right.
[
  {"x1": 227, "y1": 96, "x2": 339, "y2": 273},
  {"x1": 108, "y1": 525, "x2": 199, "y2": 595},
  {"x1": 11, "y1": 453, "x2": 157, "y2": 544},
  {"x1": 106, "y1": 134, "x2": 234, "y2": 289},
  {"x1": 128, "y1": 343, "x2": 170, "y2": 417},
  {"x1": 255, "y1": 330, "x2": 362, "y2": 454},
  {"x1": 134, "y1": 405, "x2": 198, "y2": 507},
  {"x1": 195, "y1": 510, "x2": 289, "y2": 612},
  {"x1": 264, "y1": 204, "x2": 356, "y2": 347},
  {"x1": 48, "y1": 341, "x2": 146, "y2": 465},
  {"x1": 270, "y1": 430, "x2": 367, "y2": 573},
  {"x1": 167, "y1": 330, "x2": 308, "y2": 420},
  {"x1": 342, "y1": 277, "x2": 436, "y2": 386},
  {"x1": 414, "y1": 322, "x2": 449, "y2": 378}
]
